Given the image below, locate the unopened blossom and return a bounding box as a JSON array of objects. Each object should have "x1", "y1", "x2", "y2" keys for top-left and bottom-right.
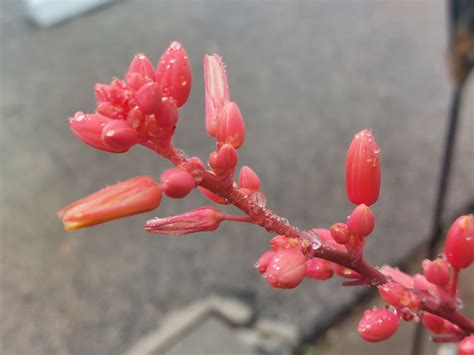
[
  {"x1": 347, "y1": 204, "x2": 375, "y2": 238},
  {"x1": 444, "y1": 215, "x2": 474, "y2": 269},
  {"x1": 330, "y1": 223, "x2": 350, "y2": 244},
  {"x1": 357, "y1": 308, "x2": 399, "y2": 342},
  {"x1": 58, "y1": 176, "x2": 162, "y2": 231},
  {"x1": 160, "y1": 168, "x2": 195, "y2": 198},
  {"x1": 215, "y1": 102, "x2": 245, "y2": 149},
  {"x1": 204, "y1": 54, "x2": 230, "y2": 137},
  {"x1": 305, "y1": 258, "x2": 333, "y2": 280},
  {"x1": 264, "y1": 248, "x2": 306, "y2": 289},
  {"x1": 378, "y1": 282, "x2": 405, "y2": 307},
  {"x1": 238, "y1": 166, "x2": 261, "y2": 191},
  {"x1": 145, "y1": 206, "x2": 225, "y2": 235},
  {"x1": 345, "y1": 129, "x2": 381, "y2": 206},
  {"x1": 155, "y1": 41, "x2": 192, "y2": 107},
  {"x1": 422, "y1": 259, "x2": 450, "y2": 287}
]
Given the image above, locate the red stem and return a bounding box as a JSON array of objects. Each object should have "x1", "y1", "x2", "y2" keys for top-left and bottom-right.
[{"x1": 156, "y1": 144, "x2": 474, "y2": 335}]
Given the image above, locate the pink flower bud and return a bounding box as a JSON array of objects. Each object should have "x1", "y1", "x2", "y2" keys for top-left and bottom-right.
[
  {"x1": 331, "y1": 264, "x2": 363, "y2": 279},
  {"x1": 204, "y1": 54, "x2": 230, "y2": 137},
  {"x1": 257, "y1": 250, "x2": 275, "y2": 274},
  {"x1": 135, "y1": 82, "x2": 162, "y2": 115},
  {"x1": 444, "y1": 215, "x2": 474, "y2": 269},
  {"x1": 421, "y1": 312, "x2": 446, "y2": 334},
  {"x1": 160, "y1": 168, "x2": 195, "y2": 199},
  {"x1": 264, "y1": 248, "x2": 306, "y2": 289},
  {"x1": 127, "y1": 53, "x2": 156, "y2": 82},
  {"x1": 458, "y1": 335, "x2": 474, "y2": 355},
  {"x1": 345, "y1": 129, "x2": 381, "y2": 206},
  {"x1": 156, "y1": 97, "x2": 179, "y2": 129},
  {"x1": 305, "y1": 258, "x2": 333, "y2": 280},
  {"x1": 347, "y1": 204, "x2": 375, "y2": 238},
  {"x1": 412, "y1": 274, "x2": 439, "y2": 298},
  {"x1": 69, "y1": 112, "x2": 132, "y2": 153},
  {"x1": 357, "y1": 308, "x2": 399, "y2": 342},
  {"x1": 156, "y1": 41, "x2": 192, "y2": 107},
  {"x1": 238, "y1": 166, "x2": 261, "y2": 191},
  {"x1": 101, "y1": 119, "x2": 139, "y2": 153},
  {"x1": 144, "y1": 206, "x2": 225, "y2": 235},
  {"x1": 198, "y1": 187, "x2": 229, "y2": 205},
  {"x1": 378, "y1": 282, "x2": 404, "y2": 307},
  {"x1": 211, "y1": 144, "x2": 238, "y2": 175},
  {"x1": 215, "y1": 102, "x2": 245, "y2": 149},
  {"x1": 422, "y1": 259, "x2": 450, "y2": 286},
  {"x1": 330, "y1": 223, "x2": 350, "y2": 244},
  {"x1": 58, "y1": 176, "x2": 162, "y2": 231}
]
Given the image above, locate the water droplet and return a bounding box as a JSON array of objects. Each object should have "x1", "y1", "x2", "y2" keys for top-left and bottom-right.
[
  {"x1": 436, "y1": 253, "x2": 446, "y2": 260},
  {"x1": 169, "y1": 58, "x2": 176, "y2": 64},
  {"x1": 105, "y1": 129, "x2": 115, "y2": 137},
  {"x1": 181, "y1": 80, "x2": 187, "y2": 86},
  {"x1": 373, "y1": 147, "x2": 381, "y2": 154},
  {"x1": 456, "y1": 298, "x2": 464, "y2": 310},
  {"x1": 280, "y1": 217, "x2": 289, "y2": 226},
  {"x1": 253, "y1": 261, "x2": 259, "y2": 268}
]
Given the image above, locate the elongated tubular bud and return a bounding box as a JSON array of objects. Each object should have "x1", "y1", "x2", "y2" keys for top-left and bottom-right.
[
  {"x1": 305, "y1": 258, "x2": 333, "y2": 280},
  {"x1": 204, "y1": 54, "x2": 230, "y2": 137},
  {"x1": 345, "y1": 129, "x2": 381, "y2": 206},
  {"x1": 444, "y1": 215, "x2": 474, "y2": 269},
  {"x1": 69, "y1": 112, "x2": 133, "y2": 153},
  {"x1": 215, "y1": 102, "x2": 245, "y2": 149},
  {"x1": 422, "y1": 259, "x2": 450, "y2": 287},
  {"x1": 156, "y1": 41, "x2": 192, "y2": 107},
  {"x1": 263, "y1": 248, "x2": 306, "y2": 289},
  {"x1": 347, "y1": 204, "x2": 375, "y2": 238},
  {"x1": 238, "y1": 166, "x2": 261, "y2": 191},
  {"x1": 145, "y1": 206, "x2": 225, "y2": 235},
  {"x1": 58, "y1": 176, "x2": 162, "y2": 231},
  {"x1": 421, "y1": 312, "x2": 446, "y2": 334},
  {"x1": 127, "y1": 53, "x2": 156, "y2": 82},
  {"x1": 160, "y1": 168, "x2": 195, "y2": 199},
  {"x1": 357, "y1": 308, "x2": 399, "y2": 342},
  {"x1": 135, "y1": 82, "x2": 162, "y2": 115},
  {"x1": 101, "y1": 119, "x2": 139, "y2": 152}
]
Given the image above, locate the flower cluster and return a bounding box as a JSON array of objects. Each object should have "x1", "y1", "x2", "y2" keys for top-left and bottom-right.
[{"x1": 59, "y1": 41, "x2": 474, "y2": 351}]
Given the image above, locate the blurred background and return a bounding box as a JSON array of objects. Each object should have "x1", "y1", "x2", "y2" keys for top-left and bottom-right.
[{"x1": 1, "y1": 0, "x2": 473, "y2": 354}]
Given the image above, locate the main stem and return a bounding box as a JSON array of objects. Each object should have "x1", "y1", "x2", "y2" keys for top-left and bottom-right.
[{"x1": 157, "y1": 143, "x2": 474, "y2": 335}]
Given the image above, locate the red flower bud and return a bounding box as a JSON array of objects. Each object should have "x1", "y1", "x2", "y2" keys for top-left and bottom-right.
[
  {"x1": 215, "y1": 102, "x2": 245, "y2": 149},
  {"x1": 211, "y1": 144, "x2": 238, "y2": 175},
  {"x1": 156, "y1": 97, "x2": 179, "y2": 129},
  {"x1": 238, "y1": 166, "x2": 261, "y2": 191},
  {"x1": 127, "y1": 53, "x2": 156, "y2": 83},
  {"x1": 357, "y1": 308, "x2": 399, "y2": 342},
  {"x1": 458, "y1": 335, "x2": 474, "y2": 355},
  {"x1": 305, "y1": 258, "x2": 333, "y2": 280},
  {"x1": 330, "y1": 223, "x2": 350, "y2": 244},
  {"x1": 257, "y1": 250, "x2": 275, "y2": 274},
  {"x1": 135, "y1": 82, "x2": 162, "y2": 115},
  {"x1": 264, "y1": 248, "x2": 306, "y2": 289},
  {"x1": 144, "y1": 206, "x2": 225, "y2": 235},
  {"x1": 101, "y1": 119, "x2": 138, "y2": 153},
  {"x1": 70, "y1": 112, "x2": 136, "y2": 153},
  {"x1": 378, "y1": 282, "x2": 404, "y2": 307},
  {"x1": 156, "y1": 41, "x2": 192, "y2": 107},
  {"x1": 347, "y1": 204, "x2": 375, "y2": 238},
  {"x1": 160, "y1": 168, "x2": 195, "y2": 198},
  {"x1": 444, "y1": 215, "x2": 474, "y2": 269},
  {"x1": 345, "y1": 129, "x2": 381, "y2": 206},
  {"x1": 58, "y1": 176, "x2": 162, "y2": 231},
  {"x1": 422, "y1": 259, "x2": 450, "y2": 286},
  {"x1": 204, "y1": 54, "x2": 230, "y2": 137}
]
